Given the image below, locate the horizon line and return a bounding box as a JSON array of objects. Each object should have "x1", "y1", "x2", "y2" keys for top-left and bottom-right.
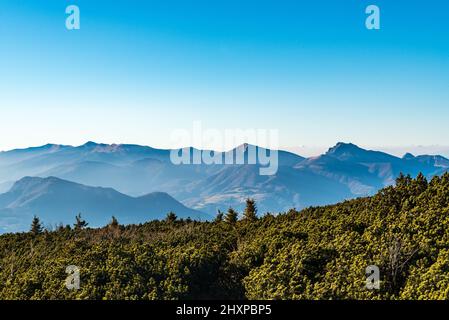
[{"x1": 2, "y1": 141, "x2": 449, "y2": 159}]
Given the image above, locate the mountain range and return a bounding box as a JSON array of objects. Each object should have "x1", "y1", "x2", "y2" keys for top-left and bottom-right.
[
  {"x1": 0, "y1": 141, "x2": 448, "y2": 233},
  {"x1": 0, "y1": 176, "x2": 206, "y2": 233}
]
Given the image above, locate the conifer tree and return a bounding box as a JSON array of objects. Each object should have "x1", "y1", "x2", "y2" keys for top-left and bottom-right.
[
  {"x1": 30, "y1": 215, "x2": 43, "y2": 235},
  {"x1": 109, "y1": 216, "x2": 119, "y2": 228},
  {"x1": 243, "y1": 198, "x2": 258, "y2": 222},
  {"x1": 166, "y1": 211, "x2": 177, "y2": 223},
  {"x1": 225, "y1": 207, "x2": 238, "y2": 224},
  {"x1": 214, "y1": 210, "x2": 224, "y2": 223}
]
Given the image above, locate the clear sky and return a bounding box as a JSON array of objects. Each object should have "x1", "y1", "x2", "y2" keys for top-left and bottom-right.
[{"x1": 0, "y1": 0, "x2": 448, "y2": 154}]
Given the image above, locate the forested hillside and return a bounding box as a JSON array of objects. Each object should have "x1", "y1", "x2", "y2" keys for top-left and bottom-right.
[{"x1": 1, "y1": 173, "x2": 449, "y2": 300}]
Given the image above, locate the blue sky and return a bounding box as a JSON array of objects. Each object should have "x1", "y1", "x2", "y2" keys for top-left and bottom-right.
[{"x1": 0, "y1": 0, "x2": 448, "y2": 154}]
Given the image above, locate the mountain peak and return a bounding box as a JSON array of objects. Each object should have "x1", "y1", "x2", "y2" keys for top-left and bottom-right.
[
  {"x1": 326, "y1": 142, "x2": 363, "y2": 156},
  {"x1": 234, "y1": 143, "x2": 259, "y2": 151},
  {"x1": 324, "y1": 142, "x2": 400, "y2": 163},
  {"x1": 1, "y1": 176, "x2": 207, "y2": 231},
  {"x1": 82, "y1": 141, "x2": 100, "y2": 147},
  {"x1": 403, "y1": 153, "x2": 415, "y2": 160}
]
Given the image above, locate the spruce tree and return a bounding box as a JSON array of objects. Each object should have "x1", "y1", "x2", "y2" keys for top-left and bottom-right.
[
  {"x1": 415, "y1": 172, "x2": 428, "y2": 193},
  {"x1": 225, "y1": 208, "x2": 238, "y2": 224},
  {"x1": 30, "y1": 215, "x2": 43, "y2": 235},
  {"x1": 109, "y1": 216, "x2": 119, "y2": 228},
  {"x1": 214, "y1": 210, "x2": 224, "y2": 223},
  {"x1": 243, "y1": 198, "x2": 258, "y2": 222},
  {"x1": 166, "y1": 211, "x2": 177, "y2": 223}
]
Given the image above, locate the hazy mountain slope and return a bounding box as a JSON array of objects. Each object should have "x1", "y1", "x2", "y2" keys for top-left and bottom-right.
[
  {"x1": 178, "y1": 164, "x2": 353, "y2": 214},
  {"x1": 0, "y1": 142, "x2": 306, "y2": 197},
  {"x1": 296, "y1": 154, "x2": 385, "y2": 195},
  {"x1": 0, "y1": 142, "x2": 448, "y2": 217},
  {"x1": 0, "y1": 142, "x2": 172, "y2": 182},
  {"x1": 0, "y1": 181, "x2": 13, "y2": 194},
  {"x1": 296, "y1": 142, "x2": 449, "y2": 196},
  {"x1": 0, "y1": 144, "x2": 70, "y2": 166},
  {"x1": 0, "y1": 177, "x2": 207, "y2": 233}
]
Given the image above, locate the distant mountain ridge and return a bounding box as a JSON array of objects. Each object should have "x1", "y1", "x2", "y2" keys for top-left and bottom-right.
[
  {"x1": 0, "y1": 176, "x2": 207, "y2": 233},
  {"x1": 0, "y1": 141, "x2": 448, "y2": 231}
]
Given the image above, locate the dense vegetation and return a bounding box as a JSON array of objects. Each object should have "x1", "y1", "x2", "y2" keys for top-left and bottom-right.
[{"x1": 1, "y1": 173, "x2": 449, "y2": 300}]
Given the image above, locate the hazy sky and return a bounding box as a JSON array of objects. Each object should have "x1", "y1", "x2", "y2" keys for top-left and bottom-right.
[{"x1": 0, "y1": 0, "x2": 448, "y2": 153}]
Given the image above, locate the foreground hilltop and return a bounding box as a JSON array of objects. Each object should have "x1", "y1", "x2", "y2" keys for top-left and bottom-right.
[{"x1": 0, "y1": 172, "x2": 448, "y2": 299}]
